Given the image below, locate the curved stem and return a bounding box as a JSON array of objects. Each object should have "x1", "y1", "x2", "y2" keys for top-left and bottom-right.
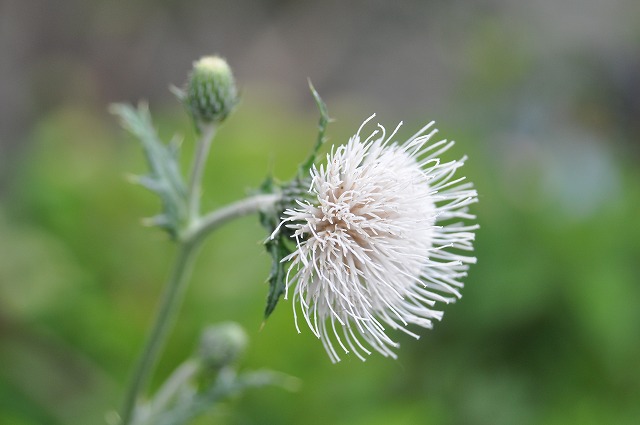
[
  {"x1": 120, "y1": 241, "x2": 197, "y2": 425},
  {"x1": 119, "y1": 193, "x2": 281, "y2": 425},
  {"x1": 149, "y1": 360, "x2": 200, "y2": 418},
  {"x1": 185, "y1": 193, "x2": 281, "y2": 246}
]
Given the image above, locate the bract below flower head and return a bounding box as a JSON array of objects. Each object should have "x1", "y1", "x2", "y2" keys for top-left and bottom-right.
[{"x1": 276, "y1": 115, "x2": 478, "y2": 362}]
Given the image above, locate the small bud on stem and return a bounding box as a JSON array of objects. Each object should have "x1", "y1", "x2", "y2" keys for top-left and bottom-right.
[
  {"x1": 198, "y1": 322, "x2": 248, "y2": 370},
  {"x1": 186, "y1": 56, "x2": 238, "y2": 127}
]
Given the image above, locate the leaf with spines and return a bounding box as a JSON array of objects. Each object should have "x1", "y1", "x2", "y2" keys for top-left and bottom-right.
[
  {"x1": 259, "y1": 86, "x2": 331, "y2": 321},
  {"x1": 261, "y1": 219, "x2": 293, "y2": 321},
  {"x1": 257, "y1": 177, "x2": 293, "y2": 321},
  {"x1": 297, "y1": 80, "x2": 330, "y2": 179},
  {"x1": 110, "y1": 102, "x2": 188, "y2": 238}
]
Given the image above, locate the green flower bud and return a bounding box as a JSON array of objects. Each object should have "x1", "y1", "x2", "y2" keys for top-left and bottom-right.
[
  {"x1": 186, "y1": 56, "x2": 238, "y2": 126},
  {"x1": 198, "y1": 322, "x2": 248, "y2": 370}
]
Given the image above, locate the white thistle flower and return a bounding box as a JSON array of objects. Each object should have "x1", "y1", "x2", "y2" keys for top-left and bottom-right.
[{"x1": 277, "y1": 115, "x2": 478, "y2": 362}]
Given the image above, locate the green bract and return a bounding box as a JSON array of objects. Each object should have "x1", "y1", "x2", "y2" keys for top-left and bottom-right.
[{"x1": 185, "y1": 56, "x2": 238, "y2": 126}]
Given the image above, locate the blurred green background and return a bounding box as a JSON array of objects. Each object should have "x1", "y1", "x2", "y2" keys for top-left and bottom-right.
[{"x1": 1, "y1": 1, "x2": 640, "y2": 424}]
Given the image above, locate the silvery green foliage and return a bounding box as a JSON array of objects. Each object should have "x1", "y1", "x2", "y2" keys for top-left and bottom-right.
[
  {"x1": 131, "y1": 323, "x2": 298, "y2": 425},
  {"x1": 110, "y1": 103, "x2": 187, "y2": 238},
  {"x1": 113, "y1": 58, "x2": 297, "y2": 425}
]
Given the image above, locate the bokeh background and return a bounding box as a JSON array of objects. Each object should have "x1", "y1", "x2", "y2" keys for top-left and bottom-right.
[{"x1": 1, "y1": 1, "x2": 640, "y2": 424}]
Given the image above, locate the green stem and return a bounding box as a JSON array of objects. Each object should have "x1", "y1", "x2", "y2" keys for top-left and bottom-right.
[
  {"x1": 187, "y1": 125, "x2": 216, "y2": 220},
  {"x1": 119, "y1": 193, "x2": 281, "y2": 425},
  {"x1": 149, "y1": 360, "x2": 200, "y2": 418},
  {"x1": 185, "y1": 193, "x2": 281, "y2": 246},
  {"x1": 120, "y1": 240, "x2": 197, "y2": 425}
]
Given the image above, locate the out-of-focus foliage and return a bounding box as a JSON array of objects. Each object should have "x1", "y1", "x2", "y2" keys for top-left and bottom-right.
[
  {"x1": 2, "y1": 92, "x2": 639, "y2": 425},
  {"x1": 2, "y1": 1, "x2": 640, "y2": 424}
]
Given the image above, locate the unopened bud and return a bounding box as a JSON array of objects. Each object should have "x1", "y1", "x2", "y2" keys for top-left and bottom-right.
[
  {"x1": 198, "y1": 322, "x2": 248, "y2": 369},
  {"x1": 186, "y1": 56, "x2": 238, "y2": 125}
]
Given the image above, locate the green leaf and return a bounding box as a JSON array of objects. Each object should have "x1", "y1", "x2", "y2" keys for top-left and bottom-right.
[
  {"x1": 110, "y1": 103, "x2": 188, "y2": 238},
  {"x1": 297, "y1": 80, "x2": 330, "y2": 178},
  {"x1": 140, "y1": 362, "x2": 297, "y2": 425},
  {"x1": 259, "y1": 206, "x2": 293, "y2": 321},
  {"x1": 263, "y1": 234, "x2": 291, "y2": 319},
  {"x1": 257, "y1": 85, "x2": 330, "y2": 320}
]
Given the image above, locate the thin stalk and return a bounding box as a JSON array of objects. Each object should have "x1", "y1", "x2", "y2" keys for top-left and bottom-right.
[
  {"x1": 119, "y1": 193, "x2": 281, "y2": 425},
  {"x1": 149, "y1": 360, "x2": 200, "y2": 419},
  {"x1": 120, "y1": 241, "x2": 197, "y2": 425},
  {"x1": 187, "y1": 125, "x2": 216, "y2": 220},
  {"x1": 185, "y1": 193, "x2": 281, "y2": 246}
]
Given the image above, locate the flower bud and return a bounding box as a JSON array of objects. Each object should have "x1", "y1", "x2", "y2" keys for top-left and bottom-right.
[
  {"x1": 198, "y1": 322, "x2": 248, "y2": 370},
  {"x1": 186, "y1": 56, "x2": 238, "y2": 125}
]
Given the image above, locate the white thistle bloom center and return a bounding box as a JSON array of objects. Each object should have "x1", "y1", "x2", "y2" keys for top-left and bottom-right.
[{"x1": 278, "y1": 115, "x2": 478, "y2": 362}]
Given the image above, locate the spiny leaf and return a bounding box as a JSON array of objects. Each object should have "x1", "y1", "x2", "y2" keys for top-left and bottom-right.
[
  {"x1": 259, "y1": 208, "x2": 293, "y2": 321},
  {"x1": 297, "y1": 80, "x2": 330, "y2": 178},
  {"x1": 258, "y1": 85, "x2": 331, "y2": 320},
  {"x1": 263, "y1": 235, "x2": 291, "y2": 320}
]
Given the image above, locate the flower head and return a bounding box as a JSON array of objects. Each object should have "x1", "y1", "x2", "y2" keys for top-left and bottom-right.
[
  {"x1": 277, "y1": 115, "x2": 478, "y2": 362},
  {"x1": 185, "y1": 56, "x2": 238, "y2": 126}
]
